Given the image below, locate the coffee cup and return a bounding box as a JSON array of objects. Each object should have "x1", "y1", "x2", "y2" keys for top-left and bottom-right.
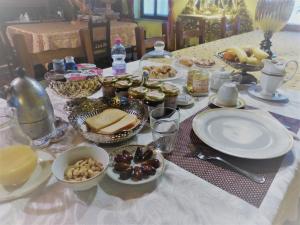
[
  {"x1": 260, "y1": 73, "x2": 285, "y2": 96},
  {"x1": 216, "y1": 83, "x2": 238, "y2": 107}
]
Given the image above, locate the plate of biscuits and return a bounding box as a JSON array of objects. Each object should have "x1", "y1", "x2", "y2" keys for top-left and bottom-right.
[{"x1": 68, "y1": 97, "x2": 147, "y2": 144}]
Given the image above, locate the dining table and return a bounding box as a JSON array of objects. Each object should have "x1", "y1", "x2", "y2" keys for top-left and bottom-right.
[
  {"x1": 5, "y1": 20, "x2": 137, "y2": 75},
  {"x1": 1, "y1": 30, "x2": 300, "y2": 225}
]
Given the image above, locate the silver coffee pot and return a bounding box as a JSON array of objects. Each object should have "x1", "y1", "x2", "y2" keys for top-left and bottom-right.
[{"x1": 0, "y1": 68, "x2": 55, "y2": 139}]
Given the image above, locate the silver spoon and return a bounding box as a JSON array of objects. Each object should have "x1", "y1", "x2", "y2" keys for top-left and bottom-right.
[{"x1": 197, "y1": 152, "x2": 266, "y2": 184}]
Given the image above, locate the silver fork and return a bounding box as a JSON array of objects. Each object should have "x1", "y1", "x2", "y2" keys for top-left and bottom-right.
[{"x1": 197, "y1": 152, "x2": 266, "y2": 184}]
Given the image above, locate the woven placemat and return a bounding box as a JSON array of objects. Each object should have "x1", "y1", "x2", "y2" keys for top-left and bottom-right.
[{"x1": 163, "y1": 106, "x2": 300, "y2": 207}]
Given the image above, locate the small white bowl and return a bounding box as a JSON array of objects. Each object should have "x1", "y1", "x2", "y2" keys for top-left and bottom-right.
[{"x1": 52, "y1": 146, "x2": 109, "y2": 191}]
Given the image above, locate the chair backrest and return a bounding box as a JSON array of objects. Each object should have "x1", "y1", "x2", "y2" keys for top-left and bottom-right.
[
  {"x1": 176, "y1": 19, "x2": 205, "y2": 50},
  {"x1": 81, "y1": 16, "x2": 111, "y2": 64},
  {"x1": 135, "y1": 22, "x2": 169, "y2": 59},
  {"x1": 176, "y1": 15, "x2": 240, "y2": 50}
]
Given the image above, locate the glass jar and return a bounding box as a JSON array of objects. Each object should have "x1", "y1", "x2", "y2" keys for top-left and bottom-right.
[
  {"x1": 65, "y1": 56, "x2": 77, "y2": 71},
  {"x1": 128, "y1": 86, "x2": 148, "y2": 100},
  {"x1": 160, "y1": 83, "x2": 180, "y2": 108},
  {"x1": 52, "y1": 58, "x2": 65, "y2": 73},
  {"x1": 0, "y1": 108, "x2": 37, "y2": 186},
  {"x1": 102, "y1": 76, "x2": 117, "y2": 97},
  {"x1": 131, "y1": 76, "x2": 143, "y2": 87},
  {"x1": 187, "y1": 69, "x2": 209, "y2": 96},
  {"x1": 144, "y1": 90, "x2": 165, "y2": 117},
  {"x1": 114, "y1": 79, "x2": 133, "y2": 98},
  {"x1": 144, "y1": 80, "x2": 162, "y2": 89}
]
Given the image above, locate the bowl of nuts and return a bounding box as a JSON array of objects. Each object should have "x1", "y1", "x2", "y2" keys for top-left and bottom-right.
[{"x1": 51, "y1": 145, "x2": 109, "y2": 191}]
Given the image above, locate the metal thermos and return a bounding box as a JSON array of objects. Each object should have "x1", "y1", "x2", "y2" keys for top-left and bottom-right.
[{"x1": 0, "y1": 68, "x2": 55, "y2": 139}]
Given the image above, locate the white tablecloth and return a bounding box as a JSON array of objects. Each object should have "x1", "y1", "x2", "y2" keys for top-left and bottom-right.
[{"x1": 1, "y1": 55, "x2": 300, "y2": 225}]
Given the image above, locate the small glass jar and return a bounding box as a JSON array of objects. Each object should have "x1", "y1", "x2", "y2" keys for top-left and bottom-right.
[
  {"x1": 114, "y1": 79, "x2": 133, "y2": 98},
  {"x1": 102, "y1": 76, "x2": 117, "y2": 98},
  {"x1": 128, "y1": 86, "x2": 148, "y2": 100},
  {"x1": 131, "y1": 76, "x2": 143, "y2": 87},
  {"x1": 144, "y1": 90, "x2": 165, "y2": 117},
  {"x1": 116, "y1": 74, "x2": 133, "y2": 80},
  {"x1": 144, "y1": 80, "x2": 162, "y2": 89},
  {"x1": 160, "y1": 83, "x2": 180, "y2": 108},
  {"x1": 52, "y1": 58, "x2": 65, "y2": 73},
  {"x1": 187, "y1": 69, "x2": 209, "y2": 96}
]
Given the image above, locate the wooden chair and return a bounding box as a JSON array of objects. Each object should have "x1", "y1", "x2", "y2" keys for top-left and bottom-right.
[
  {"x1": 176, "y1": 19, "x2": 206, "y2": 50},
  {"x1": 135, "y1": 22, "x2": 169, "y2": 60},
  {"x1": 80, "y1": 17, "x2": 111, "y2": 65},
  {"x1": 176, "y1": 16, "x2": 240, "y2": 50}
]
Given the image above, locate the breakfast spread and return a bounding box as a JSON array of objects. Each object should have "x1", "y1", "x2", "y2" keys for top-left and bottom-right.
[
  {"x1": 85, "y1": 109, "x2": 140, "y2": 135},
  {"x1": 222, "y1": 47, "x2": 269, "y2": 65},
  {"x1": 113, "y1": 146, "x2": 161, "y2": 181},
  {"x1": 143, "y1": 65, "x2": 177, "y2": 80},
  {"x1": 64, "y1": 158, "x2": 104, "y2": 182}
]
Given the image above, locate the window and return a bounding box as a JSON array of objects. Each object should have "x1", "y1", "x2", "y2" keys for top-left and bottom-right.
[
  {"x1": 141, "y1": 0, "x2": 169, "y2": 19},
  {"x1": 288, "y1": 0, "x2": 300, "y2": 25}
]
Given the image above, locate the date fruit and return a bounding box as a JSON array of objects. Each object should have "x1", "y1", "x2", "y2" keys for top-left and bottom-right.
[
  {"x1": 132, "y1": 166, "x2": 143, "y2": 181},
  {"x1": 122, "y1": 150, "x2": 133, "y2": 162},
  {"x1": 141, "y1": 164, "x2": 156, "y2": 176},
  {"x1": 134, "y1": 147, "x2": 143, "y2": 162},
  {"x1": 114, "y1": 162, "x2": 131, "y2": 172},
  {"x1": 142, "y1": 149, "x2": 153, "y2": 161},
  {"x1": 114, "y1": 154, "x2": 131, "y2": 164},
  {"x1": 119, "y1": 167, "x2": 133, "y2": 180}
]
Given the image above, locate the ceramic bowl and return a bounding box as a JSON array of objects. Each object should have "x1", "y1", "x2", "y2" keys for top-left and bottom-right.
[{"x1": 51, "y1": 146, "x2": 109, "y2": 191}]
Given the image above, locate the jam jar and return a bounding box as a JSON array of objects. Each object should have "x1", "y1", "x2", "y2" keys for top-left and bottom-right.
[
  {"x1": 144, "y1": 80, "x2": 162, "y2": 90},
  {"x1": 114, "y1": 79, "x2": 133, "y2": 98},
  {"x1": 144, "y1": 90, "x2": 165, "y2": 117},
  {"x1": 102, "y1": 76, "x2": 117, "y2": 98},
  {"x1": 160, "y1": 83, "x2": 180, "y2": 108},
  {"x1": 131, "y1": 76, "x2": 143, "y2": 87},
  {"x1": 187, "y1": 69, "x2": 209, "y2": 96},
  {"x1": 128, "y1": 86, "x2": 148, "y2": 100}
]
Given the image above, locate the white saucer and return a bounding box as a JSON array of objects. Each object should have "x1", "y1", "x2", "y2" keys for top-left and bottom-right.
[
  {"x1": 209, "y1": 94, "x2": 246, "y2": 109},
  {"x1": 248, "y1": 85, "x2": 289, "y2": 102},
  {"x1": 0, "y1": 150, "x2": 53, "y2": 202}
]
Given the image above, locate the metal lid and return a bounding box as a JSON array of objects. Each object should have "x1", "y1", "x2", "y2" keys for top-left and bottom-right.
[
  {"x1": 8, "y1": 68, "x2": 55, "y2": 124},
  {"x1": 145, "y1": 90, "x2": 165, "y2": 101},
  {"x1": 161, "y1": 83, "x2": 180, "y2": 96}
]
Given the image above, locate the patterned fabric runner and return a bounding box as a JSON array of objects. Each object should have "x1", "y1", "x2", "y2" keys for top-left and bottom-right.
[{"x1": 164, "y1": 106, "x2": 300, "y2": 207}]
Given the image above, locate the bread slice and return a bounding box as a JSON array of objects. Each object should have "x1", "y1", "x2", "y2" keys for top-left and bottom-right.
[
  {"x1": 98, "y1": 114, "x2": 138, "y2": 134},
  {"x1": 86, "y1": 109, "x2": 127, "y2": 131}
]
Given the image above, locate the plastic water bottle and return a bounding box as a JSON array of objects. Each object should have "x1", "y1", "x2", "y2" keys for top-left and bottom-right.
[{"x1": 111, "y1": 38, "x2": 126, "y2": 75}]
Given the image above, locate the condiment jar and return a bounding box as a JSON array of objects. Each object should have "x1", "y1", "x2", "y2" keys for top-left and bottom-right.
[
  {"x1": 187, "y1": 69, "x2": 209, "y2": 96},
  {"x1": 210, "y1": 67, "x2": 232, "y2": 91},
  {"x1": 128, "y1": 86, "x2": 148, "y2": 100},
  {"x1": 144, "y1": 80, "x2": 162, "y2": 89},
  {"x1": 160, "y1": 83, "x2": 180, "y2": 108},
  {"x1": 102, "y1": 76, "x2": 117, "y2": 98},
  {"x1": 131, "y1": 76, "x2": 143, "y2": 87},
  {"x1": 144, "y1": 90, "x2": 165, "y2": 117},
  {"x1": 114, "y1": 79, "x2": 132, "y2": 98}
]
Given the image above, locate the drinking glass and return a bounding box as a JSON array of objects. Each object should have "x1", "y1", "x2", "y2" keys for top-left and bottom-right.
[{"x1": 150, "y1": 107, "x2": 180, "y2": 154}]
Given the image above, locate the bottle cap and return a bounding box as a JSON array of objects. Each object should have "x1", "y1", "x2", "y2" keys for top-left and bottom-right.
[{"x1": 114, "y1": 37, "x2": 122, "y2": 44}]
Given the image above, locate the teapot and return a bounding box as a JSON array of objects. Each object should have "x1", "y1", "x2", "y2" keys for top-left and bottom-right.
[
  {"x1": 210, "y1": 67, "x2": 232, "y2": 91},
  {"x1": 260, "y1": 59, "x2": 298, "y2": 96},
  {"x1": 0, "y1": 68, "x2": 55, "y2": 139}
]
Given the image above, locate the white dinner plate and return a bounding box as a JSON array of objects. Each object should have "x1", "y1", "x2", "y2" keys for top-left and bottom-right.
[
  {"x1": 192, "y1": 108, "x2": 293, "y2": 159},
  {"x1": 107, "y1": 145, "x2": 165, "y2": 185},
  {"x1": 0, "y1": 150, "x2": 54, "y2": 202}
]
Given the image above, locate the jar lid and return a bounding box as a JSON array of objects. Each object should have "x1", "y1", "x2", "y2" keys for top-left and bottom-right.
[
  {"x1": 145, "y1": 90, "x2": 165, "y2": 101},
  {"x1": 102, "y1": 76, "x2": 117, "y2": 85},
  {"x1": 114, "y1": 79, "x2": 132, "y2": 88},
  {"x1": 131, "y1": 76, "x2": 142, "y2": 85},
  {"x1": 129, "y1": 86, "x2": 148, "y2": 96},
  {"x1": 117, "y1": 74, "x2": 133, "y2": 80},
  {"x1": 144, "y1": 80, "x2": 162, "y2": 88},
  {"x1": 160, "y1": 83, "x2": 180, "y2": 96}
]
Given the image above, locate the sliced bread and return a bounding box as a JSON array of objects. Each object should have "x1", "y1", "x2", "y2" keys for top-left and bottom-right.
[
  {"x1": 98, "y1": 114, "x2": 138, "y2": 134},
  {"x1": 86, "y1": 109, "x2": 127, "y2": 131}
]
